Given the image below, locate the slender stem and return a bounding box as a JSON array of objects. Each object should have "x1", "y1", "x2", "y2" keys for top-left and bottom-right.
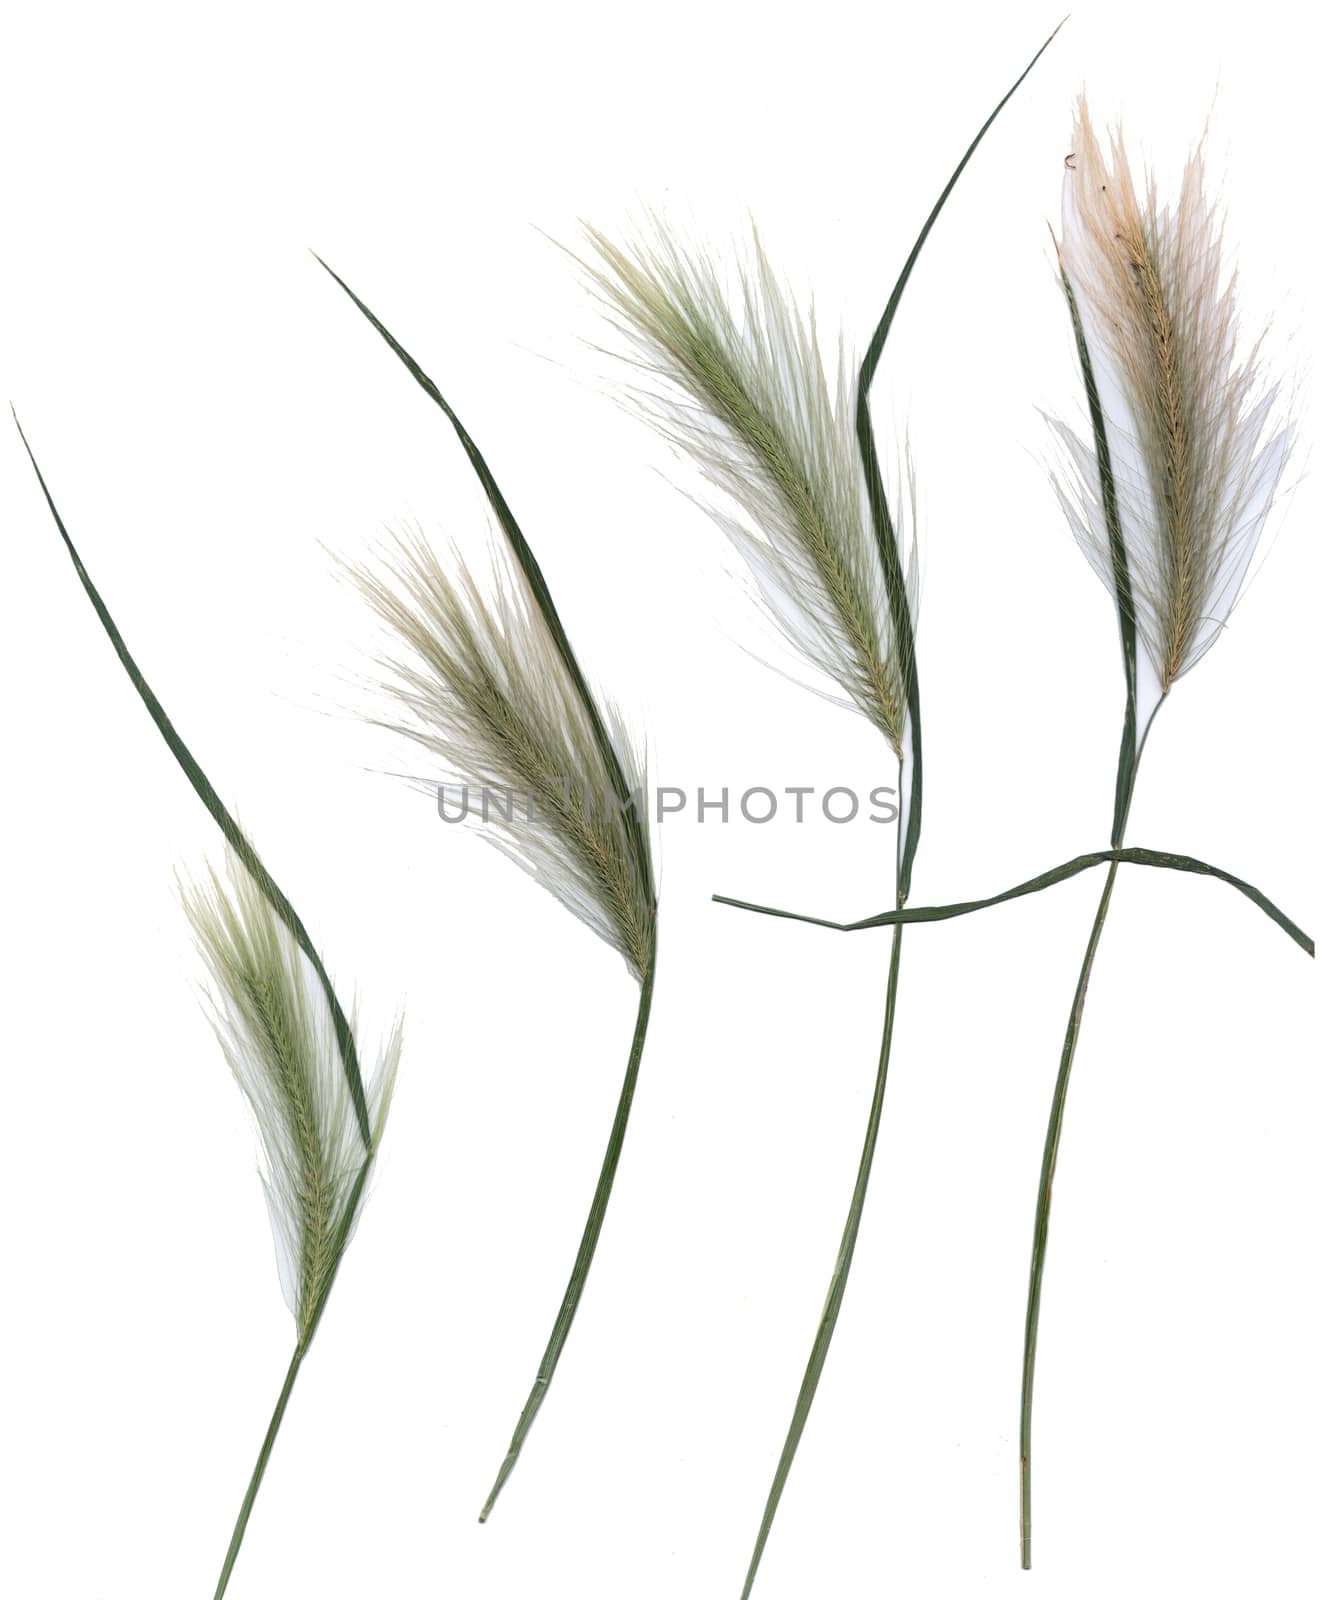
[
  {"x1": 479, "y1": 943, "x2": 658, "y2": 1520},
  {"x1": 1018, "y1": 708, "x2": 1163, "y2": 1569},
  {"x1": 213, "y1": 1344, "x2": 306, "y2": 1600},
  {"x1": 1018, "y1": 860, "x2": 1120, "y2": 1570},
  {"x1": 739, "y1": 921, "x2": 905, "y2": 1599}
]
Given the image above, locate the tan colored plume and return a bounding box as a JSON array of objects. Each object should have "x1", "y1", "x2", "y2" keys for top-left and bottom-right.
[{"x1": 1052, "y1": 94, "x2": 1291, "y2": 700}]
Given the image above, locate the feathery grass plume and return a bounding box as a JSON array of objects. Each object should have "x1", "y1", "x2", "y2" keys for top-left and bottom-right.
[
  {"x1": 353, "y1": 534, "x2": 654, "y2": 980},
  {"x1": 14, "y1": 412, "x2": 400, "y2": 1598},
  {"x1": 1051, "y1": 95, "x2": 1291, "y2": 715},
  {"x1": 590, "y1": 28, "x2": 1062, "y2": 1596},
  {"x1": 582, "y1": 223, "x2": 917, "y2": 759},
  {"x1": 316, "y1": 256, "x2": 659, "y2": 1520},
  {"x1": 184, "y1": 856, "x2": 399, "y2": 1350},
  {"x1": 1016, "y1": 95, "x2": 1301, "y2": 1568}
]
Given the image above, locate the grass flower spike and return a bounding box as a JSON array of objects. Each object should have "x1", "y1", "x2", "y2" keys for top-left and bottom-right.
[
  {"x1": 583, "y1": 226, "x2": 917, "y2": 757},
  {"x1": 1018, "y1": 96, "x2": 1299, "y2": 1567},
  {"x1": 1053, "y1": 96, "x2": 1291, "y2": 712},
  {"x1": 317, "y1": 257, "x2": 659, "y2": 1520},
  {"x1": 354, "y1": 537, "x2": 654, "y2": 979},
  {"x1": 184, "y1": 857, "x2": 399, "y2": 1350}
]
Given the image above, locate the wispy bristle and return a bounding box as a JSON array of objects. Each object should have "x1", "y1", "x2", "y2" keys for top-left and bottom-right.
[
  {"x1": 1053, "y1": 95, "x2": 1292, "y2": 697},
  {"x1": 184, "y1": 855, "x2": 400, "y2": 1346},
  {"x1": 352, "y1": 531, "x2": 657, "y2": 982},
  {"x1": 582, "y1": 222, "x2": 916, "y2": 756}
]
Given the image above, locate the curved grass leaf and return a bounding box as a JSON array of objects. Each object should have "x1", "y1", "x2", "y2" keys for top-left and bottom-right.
[
  {"x1": 857, "y1": 17, "x2": 1066, "y2": 900},
  {"x1": 715, "y1": 845, "x2": 1313, "y2": 956},
  {"x1": 13, "y1": 408, "x2": 372, "y2": 1146}
]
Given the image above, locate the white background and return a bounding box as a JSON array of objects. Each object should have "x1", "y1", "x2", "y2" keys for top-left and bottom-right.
[{"x1": 1, "y1": 3, "x2": 1321, "y2": 1597}]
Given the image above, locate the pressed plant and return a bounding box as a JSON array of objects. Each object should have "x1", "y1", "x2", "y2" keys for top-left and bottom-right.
[
  {"x1": 315, "y1": 259, "x2": 659, "y2": 1520},
  {"x1": 585, "y1": 30, "x2": 1062, "y2": 1595},
  {"x1": 15, "y1": 414, "x2": 400, "y2": 1599}
]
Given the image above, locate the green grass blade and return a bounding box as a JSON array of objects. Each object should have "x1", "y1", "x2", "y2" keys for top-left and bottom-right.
[
  {"x1": 13, "y1": 410, "x2": 373, "y2": 1148},
  {"x1": 855, "y1": 19, "x2": 1065, "y2": 899},
  {"x1": 714, "y1": 846, "x2": 1313, "y2": 955}
]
